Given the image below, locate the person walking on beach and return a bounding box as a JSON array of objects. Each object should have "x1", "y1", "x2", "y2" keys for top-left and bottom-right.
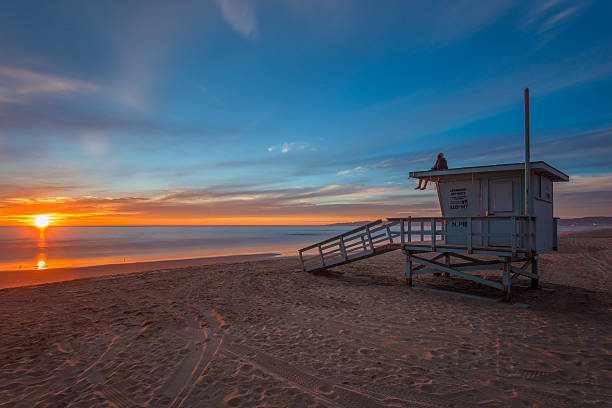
[{"x1": 415, "y1": 152, "x2": 448, "y2": 190}]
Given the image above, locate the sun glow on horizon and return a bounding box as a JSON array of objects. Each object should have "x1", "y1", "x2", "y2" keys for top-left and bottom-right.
[{"x1": 33, "y1": 214, "x2": 51, "y2": 228}]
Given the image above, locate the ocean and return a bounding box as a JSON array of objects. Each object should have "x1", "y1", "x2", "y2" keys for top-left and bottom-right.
[
  {"x1": 0, "y1": 225, "x2": 352, "y2": 271},
  {"x1": 0, "y1": 224, "x2": 606, "y2": 272}
]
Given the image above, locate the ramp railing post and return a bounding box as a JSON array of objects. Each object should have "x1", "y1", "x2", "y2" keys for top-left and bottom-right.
[
  {"x1": 386, "y1": 223, "x2": 393, "y2": 244},
  {"x1": 420, "y1": 221, "x2": 424, "y2": 242},
  {"x1": 360, "y1": 235, "x2": 368, "y2": 252},
  {"x1": 400, "y1": 218, "x2": 405, "y2": 246},
  {"x1": 339, "y1": 236, "x2": 347, "y2": 261},
  {"x1": 318, "y1": 244, "x2": 325, "y2": 269},
  {"x1": 407, "y1": 217, "x2": 412, "y2": 243},
  {"x1": 442, "y1": 219, "x2": 447, "y2": 244},
  {"x1": 366, "y1": 224, "x2": 374, "y2": 252}
]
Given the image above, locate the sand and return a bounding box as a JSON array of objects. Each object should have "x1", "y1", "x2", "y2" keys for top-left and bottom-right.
[
  {"x1": 0, "y1": 229, "x2": 610, "y2": 407},
  {"x1": 0, "y1": 253, "x2": 279, "y2": 290}
]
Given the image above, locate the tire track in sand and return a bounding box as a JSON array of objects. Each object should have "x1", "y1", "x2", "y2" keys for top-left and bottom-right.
[
  {"x1": 155, "y1": 284, "x2": 226, "y2": 408},
  {"x1": 172, "y1": 305, "x2": 227, "y2": 408},
  {"x1": 222, "y1": 341, "x2": 388, "y2": 408}
]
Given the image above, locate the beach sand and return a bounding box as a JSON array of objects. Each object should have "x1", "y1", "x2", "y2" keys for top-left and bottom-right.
[
  {"x1": 0, "y1": 253, "x2": 279, "y2": 290},
  {"x1": 0, "y1": 229, "x2": 610, "y2": 407}
]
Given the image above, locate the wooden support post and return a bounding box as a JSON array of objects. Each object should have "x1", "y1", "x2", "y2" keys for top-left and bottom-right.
[
  {"x1": 511, "y1": 216, "x2": 517, "y2": 256},
  {"x1": 431, "y1": 218, "x2": 437, "y2": 252},
  {"x1": 400, "y1": 219, "x2": 405, "y2": 246},
  {"x1": 553, "y1": 217, "x2": 558, "y2": 250},
  {"x1": 525, "y1": 217, "x2": 531, "y2": 253},
  {"x1": 443, "y1": 253, "x2": 451, "y2": 277},
  {"x1": 532, "y1": 217, "x2": 537, "y2": 255},
  {"x1": 406, "y1": 253, "x2": 413, "y2": 287},
  {"x1": 410, "y1": 255, "x2": 503, "y2": 290},
  {"x1": 502, "y1": 258, "x2": 512, "y2": 302},
  {"x1": 318, "y1": 244, "x2": 325, "y2": 269},
  {"x1": 298, "y1": 250, "x2": 305, "y2": 272},
  {"x1": 530, "y1": 255, "x2": 539, "y2": 289}
]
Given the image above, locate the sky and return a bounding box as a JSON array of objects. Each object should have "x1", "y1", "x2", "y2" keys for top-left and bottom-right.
[{"x1": 1, "y1": 0, "x2": 611, "y2": 226}]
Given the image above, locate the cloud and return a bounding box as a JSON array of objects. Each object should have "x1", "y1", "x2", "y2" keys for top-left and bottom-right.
[
  {"x1": 521, "y1": 0, "x2": 589, "y2": 46},
  {"x1": 541, "y1": 4, "x2": 582, "y2": 31},
  {"x1": 286, "y1": 0, "x2": 515, "y2": 48},
  {"x1": 339, "y1": 45, "x2": 612, "y2": 156},
  {"x1": 80, "y1": 133, "x2": 108, "y2": 157},
  {"x1": 337, "y1": 159, "x2": 392, "y2": 176},
  {"x1": 423, "y1": 0, "x2": 516, "y2": 46},
  {"x1": 216, "y1": 0, "x2": 257, "y2": 38},
  {"x1": 0, "y1": 66, "x2": 97, "y2": 103},
  {"x1": 0, "y1": 182, "x2": 439, "y2": 225},
  {"x1": 0, "y1": 101, "x2": 237, "y2": 140},
  {"x1": 266, "y1": 141, "x2": 309, "y2": 154},
  {"x1": 556, "y1": 174, "x2": 612, "y2": 194}
]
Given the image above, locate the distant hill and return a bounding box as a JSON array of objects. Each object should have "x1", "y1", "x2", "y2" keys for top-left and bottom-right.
[
  {"x1": 326, "y1": 217, "x2": 612, "y2": 227},
  {"x1": 558, "y1": 217, "x2": 612, "y2": 226}
]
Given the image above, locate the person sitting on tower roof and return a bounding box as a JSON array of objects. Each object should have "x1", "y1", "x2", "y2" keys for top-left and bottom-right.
[{"x1": 415, "y1": 152, "x2": 448, "y2": 190}]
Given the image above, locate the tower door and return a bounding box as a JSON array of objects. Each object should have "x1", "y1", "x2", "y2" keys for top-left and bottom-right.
[{"x1": 487, "y1": 178, "x2": 520, "y2": 247}]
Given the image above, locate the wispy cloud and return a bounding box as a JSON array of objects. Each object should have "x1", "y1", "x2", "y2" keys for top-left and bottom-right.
[
  {"x1": 267, "y1": 141, "x2": 309, "y2": 154},
  {"x1": 337, "y1": 159, "x2": 391, "y2": 176},
  {"x1": 0, "y1": 183, "x2": 437, "y2": 225},
  {"x1": 0, "y1": 66, "x2": 97, "y2": 102},
  {"x1": 216, "y1": 0, "x2": 257, "y2": 38},
  {"x1": 286, "y1": 0, "x2": 515, "y2": 48},
  {"x1": 423, "y1": 0, "x2": 516, "y2": 46},
  {"x1": 556, "y1": 174, "x2": 612, "y2": 194},
  {"x1": 521, "y1": 0, "x2": 589, "y2": 46}
]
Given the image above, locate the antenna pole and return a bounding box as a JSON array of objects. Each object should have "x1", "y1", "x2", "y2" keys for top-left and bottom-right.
[{"x1": 524, "y1": 88, "x2": 530, "y2": 216}]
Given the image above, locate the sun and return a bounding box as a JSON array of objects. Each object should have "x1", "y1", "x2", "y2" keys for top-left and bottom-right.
[{"x1": 33, "y1": 214, "x2": 51, "y2": 228}]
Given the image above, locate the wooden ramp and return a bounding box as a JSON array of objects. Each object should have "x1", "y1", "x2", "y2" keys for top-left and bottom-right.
[
  {"x1": 298, "y1": 216, "x2": 540, "y2": 300},
  {"x1": 298, "y1": 220, "x2": 401, "y2": 273}
]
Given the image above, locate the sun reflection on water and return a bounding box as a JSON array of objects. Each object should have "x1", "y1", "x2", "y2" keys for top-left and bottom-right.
[{"x1": 37, "y1": 227, "x2": 47, "y2": 270}]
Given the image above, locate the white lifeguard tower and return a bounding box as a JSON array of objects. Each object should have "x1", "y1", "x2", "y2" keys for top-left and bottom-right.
[
  {"x1": 410, "y1": 161, "x2": 568, "y2": 253},
  {"x1": 298, "y1": 89, "x2": 569, "y2": 301}
]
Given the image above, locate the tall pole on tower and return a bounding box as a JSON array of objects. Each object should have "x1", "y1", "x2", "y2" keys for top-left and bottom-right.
[{"x1": 524, "y1": 88, "x2": 530, "y2": 216}]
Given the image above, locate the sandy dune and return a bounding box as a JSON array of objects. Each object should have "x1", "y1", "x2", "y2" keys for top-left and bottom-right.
[{"x1": 0, "y1": 229, "x2": 610, "y2": 407}]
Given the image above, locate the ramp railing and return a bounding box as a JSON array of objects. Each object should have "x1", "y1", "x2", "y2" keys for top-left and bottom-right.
[
  {"x1": 298, "y1": 219, "x2": 400, "y2": 272},
  {"x1": 298, "y1": 216, "x2": 537, "y2": 273}
]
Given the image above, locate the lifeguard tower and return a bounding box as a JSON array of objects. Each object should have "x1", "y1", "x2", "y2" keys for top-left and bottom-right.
[{"x1": 298, "y1": 89, "x2": 569, "y2": 301}]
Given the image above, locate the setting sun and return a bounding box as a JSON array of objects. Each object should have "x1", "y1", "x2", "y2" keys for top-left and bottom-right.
[{"x1": 33, "y1": 214, "x2": 51, "y2": 228}]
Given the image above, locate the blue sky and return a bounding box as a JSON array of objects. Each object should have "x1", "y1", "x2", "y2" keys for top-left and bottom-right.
[{"x1": 0, "y1": 0, "x2": 611, "y2": 224}]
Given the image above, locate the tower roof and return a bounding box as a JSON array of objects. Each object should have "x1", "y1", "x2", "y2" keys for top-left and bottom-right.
[{"x1": 409, "y1": 161, "x2": 569, "y2": 182}]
